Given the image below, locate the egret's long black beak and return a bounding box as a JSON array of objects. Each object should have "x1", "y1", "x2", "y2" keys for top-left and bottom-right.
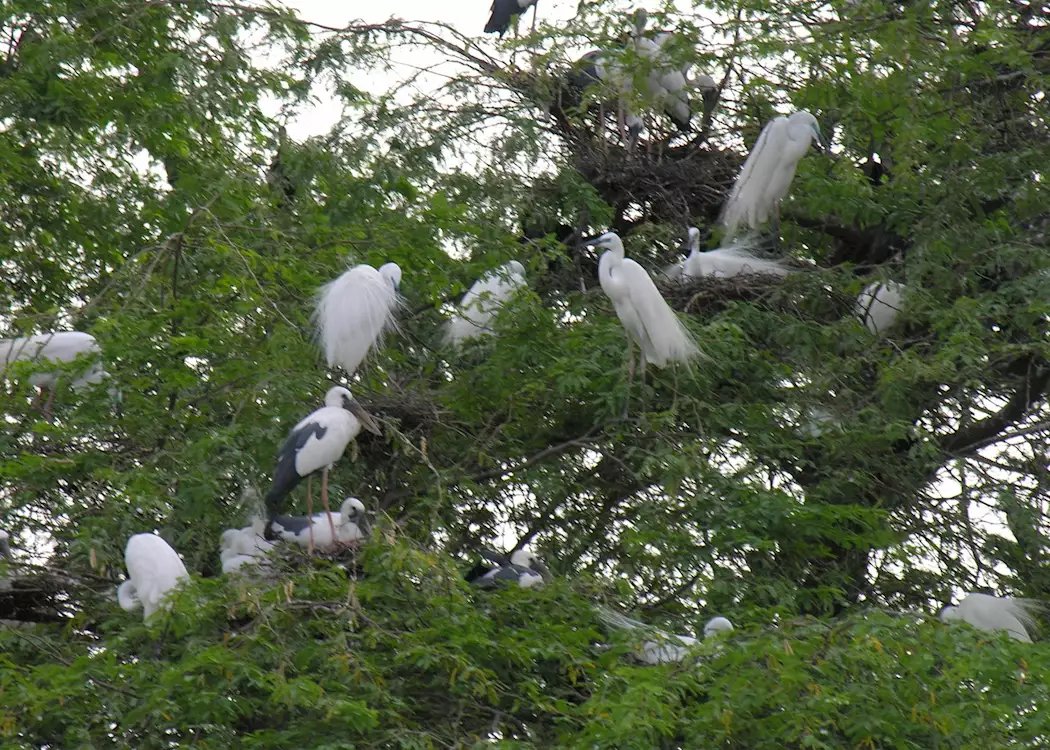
[{"x1": 347, "y1": 399, "x2": 383, "y2": 436}]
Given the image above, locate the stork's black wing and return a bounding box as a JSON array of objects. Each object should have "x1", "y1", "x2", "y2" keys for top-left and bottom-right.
[{"x1": 264, "y1": 421, "x2": 328, "y2": 520}]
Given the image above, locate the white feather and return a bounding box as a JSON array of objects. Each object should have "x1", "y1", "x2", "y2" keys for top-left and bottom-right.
[
  {"x1": 0, "y1": 331, "x2": 107, "y2": 390},
  {"x1": 596, "y1": 605, "x2": 700, "y2": 665},
  {"x1": 446, "y1": 260, "x2": 527, "y2": 345},
  {"x1": 594, "y1": 232, "x2": 700, "y2": 367},
  {"x1": 721, "y1": 111, "x2": 823, "y2": 239},
  {"x1": 314, "y1": 262, "x2": 403, "y2": 376},
  {"x1": 681, "y1": 228, "x2": 791, "y2": 279},
  {"x1": 941, "y1": 592, "x2": 1044, "y2": 643},
  {"x1": 118, "y1": 533, "x2": 189, "y2": 621},
  {"x1": 855, "y1": 281, "x2": 905, "y2": 334}
]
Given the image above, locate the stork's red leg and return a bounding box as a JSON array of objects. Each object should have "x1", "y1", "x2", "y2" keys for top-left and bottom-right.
[{"x1": 306, "y1": 474, "x2": 315, "y2": 554}]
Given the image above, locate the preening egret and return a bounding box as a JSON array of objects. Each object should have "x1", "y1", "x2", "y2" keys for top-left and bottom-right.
[
  {"x1": 855, "y1": 281, "x2": 905, "y2": 334},
  {"x1": 264, "y1": 387, "x2": 381, "y2": 548},
  {"x1": 484, "y1": 0, "x2": 539, "y2": 37},
  {"x1": 446, "y1": 261, "x2": 528, "y2": 345},
  {"x1": 587, "y1": 232, "x2": 700, "y2": 405},
  {"x1": 117, "y1": 533, "x2": 189, "y2": 621},
  {"x1": 0, "y1": 332, "x2": 109, "y2": 418},
  {"x1": 680, "y1": 227, "x2": 791, "y2": 279},
  {"x1": 940, "y1": 592, "x2": 1043, "y2": 643},
  {"x1": 721, "y1": 111, "x2": 825, "y2": 239},
  {"x1": 315, "y1": 262, "x2": 403, "y2": 377},
  {"x1": 271, "y1": 497, "x2": 371, "y2": 552},
  {"x1": 466, "y1": 548, "x2": 552, "y2": 588}
]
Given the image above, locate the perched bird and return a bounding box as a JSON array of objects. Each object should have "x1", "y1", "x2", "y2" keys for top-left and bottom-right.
[
  {"x1": 598, "y1": 607, "x2": 734, "y2": 665},
  {"x1": 634, "y1": 31, "x2": 716, "y2": 133},
  {"x1": 586, "y1": 232, "x2": 700, "y2": 408},
  {"x1": 0, "y1": 530, "x2": 10, "y2": 561},
  {"x1": 721, "y1": 111, "x2": 825, "y2": 239},
  {"x1": 703, "y1": 616, "x2": 734, "y2": 637},
  {"x1": 219, "y1": 523, "x2": 274, "y2": 575},
  {"x1": 0, "y1": 331, "x2": 109, "y2": 418},
  {"x1": 680, "y1": 227, "x2": 791, "y2": 279},
  {"x1": 855, "y1": 281, "x2": 905, "y2": 334},
  {"x1": 315, "y1": 262, "x2": 403, "y2": 377},
  {"x1": 940, "y1": 592, "x2": 1043, "y2": 643},
  {"x1": 271, "y1": 497, "x2": 371, "y2": 552},
  {"x1": 484, "y1": 0, "x2": 539, "y2": 37},
  {"x1": 466, "y1": 547, "x2": 552, "y2": 588},
  {"x1": 264, "y1": 387, "x2": 381, "y2": 548},
  {"x1": 446, "y1": 261, "x2": 528, "y2": 345},
  {"x1": 117, "y1": 534, "x2": 189, "y2": 621},
  {"x1": 567, "y1": 49, "x2": 644, "y2": 146}
]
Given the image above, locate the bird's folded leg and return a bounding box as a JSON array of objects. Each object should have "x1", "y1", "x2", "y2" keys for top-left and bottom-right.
[
  {"x1": 321, "y1": 466, "x2": 337, "y2": 545},
  {"x1": 306, "y1": 474, "x2": 315, "y2": 555}
]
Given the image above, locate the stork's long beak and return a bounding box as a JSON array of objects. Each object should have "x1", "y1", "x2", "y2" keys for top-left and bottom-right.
[
  {"x1": 533, "y1": 560, "x2": 553, "y2": 583},
  {"x1": 347, "y1": 399, "x2": 383, "y2": 436},
  {"x1": 479, "y1": 546, "x2": 512, "y2": 566}
]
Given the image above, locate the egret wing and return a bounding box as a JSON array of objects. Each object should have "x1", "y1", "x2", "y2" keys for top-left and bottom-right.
[
  {"x1": 621, "y1": 259, "x2": 699, "y2": 366},
  {"x1": 722, "y1": 116, "x2": 789, "y2": 237},
  {"x1": 314, "y1": 264, "x2": 402, "y2": 376}
]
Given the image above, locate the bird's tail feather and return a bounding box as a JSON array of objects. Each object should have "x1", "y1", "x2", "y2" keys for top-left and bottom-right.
[{"x1": 596, "y1": 605, "x2": 650, "y2": 632}]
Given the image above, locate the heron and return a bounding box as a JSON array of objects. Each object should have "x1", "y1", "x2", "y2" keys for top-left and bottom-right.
[
  {"x1": 721, "y1": 111, "x2": 825, "y2": 240},
  {"x1": 633, "y1": 30, "x2": 717, "y2": 135},
  {"x1": 465, "y1": 547, "x2": 552, "y2": 588},
  {"x1": 315, "y1": 262, "x2": 403, "y2": 377},
  {"x1": 680, "y1": 227, "x2": 792, "y2": 279},
  {"x1": 484, "y1": 0, "x2": 539, "y2": 38},
  {"x1": 940, "y1": 592, "x2": 1043, "y2": 643},
  {"x1": 855, "y1": 281, "x2": 905, "y2": 334},
  {"x1": 117, "y1": 533, "x2": 189, "y2": 621},
  {"x1": 446, "y1": 260, "x2": 528, "y2": 345},
  {"x1": 219, "y1": 523, "x2": 274, "y2": 575},
  {"x1": 263, "y1": 387, "x2": 381, "y2": 550},
  {"x1": 0, "y1": 331, "x2": 110, "y2": 419},
  {"x1": 598, "y1": 607, "x2": 734, "y2": 665},
  {"x1": 585, "y1": 232, "x2": 700, "y2": 412},
  {"x1": 270, "y1": 497, "x2": 371, "y2": 552},
  {"x1": 568, "y1": 49, "x2": 644, "y2": 147}
]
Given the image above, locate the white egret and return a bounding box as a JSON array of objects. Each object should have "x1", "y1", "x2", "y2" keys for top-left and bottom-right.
[
  {"x1": 721, "y1": 111, "x2": 825, "y2": 239},
  {"x1": 446, "y1": 260, "x2": 528, "y2": 345},
  {"x1": 271, "y1": 497, "x2": 371, "y2": 552},
  {"x1": 219, "y1": 522, "x2": 275, "y2": 575},
  {"x1": 680, "y1": 227, "x2": 791, "y2": 279},
  {"x1": 703, "y1": 616, "x2": 734, "y2": 637},
  {"x1": 598, "y1": 607, "x2": 732, "y2": 665},
  {"x1": 855, "y1": 281, "x2": 905, "y2": 334},
  {"x1": 0, "y1": 331, "x2": 109, "y2": 418},
  {"x1": 586, "y1": 232, "x2": 700, "y2": 404},
  {"x1": 484, "y1": 0, "x2": 539, "y2": 37},
  {"x1": 466, "y1": 548, "x2": 552, "y2": 588},
  {"x1": 315, "y1": 262, "x2": 403, "y2": 377},
  {"x1": 117, "y1": 533, "x2": 189, "y2": 621},
  {"x1": 264, "y1": 387, "x2": 381, "y2": 550},
  {"x1": 940, "y1": 592, "x2": 1043, "y2": 643}
]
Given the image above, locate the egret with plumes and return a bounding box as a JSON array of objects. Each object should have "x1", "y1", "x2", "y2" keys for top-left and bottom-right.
[
  {"x1": 0, "y1": 331, "x2": 109, "y2": 418},
  {"x1": 598, "y1": 607, "x2": 728, "y2": 665},
  {"x1": 446, "y1": 261, "x2": 528, "y2": 345},
  {"x1": 586, "y1": 232, "x2": 700, "y2": 408},
  {"x1": 271, "y1": 497, "x2": 371, "y2": 552},
  {"x1": 855, "y1": 281, "x2": 905, "y2": 334},
  {"x1": 484, "y1": 0, "x2": 539, "y2": 37},
  {"x1": 264, "y1": 387, "x2": 382, "y2": 548},
  {"x1": 940, "y1": 592, "x2": 1043, "y2": 643},
  {"x1": 315, "y1": 262, "x2": 403, "y2": 377},
  {"x1": 117, "y1": 533, "x2": 189, "y2": 621},
  {"x1": 721, "y1": 111, "x2": 825, "y2": 239},
  {"x1": 680, "y1": 227, "x2": 791, "y2": 279},
  {"x1": 465, "y1": 548, "x2": 552, "y2": 588}
]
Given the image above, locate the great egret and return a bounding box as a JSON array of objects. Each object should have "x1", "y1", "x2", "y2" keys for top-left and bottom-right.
[
  {"x1": 586, "y1": 232, "x2": 700, "y2": 403},
  {"x1": 264, "y1": 386, "x2": 382, "y2": 549},
  {"x1": 117, "y1": 534, "x2": 189, "y2": 621},
  {"x1": 484, "y1": 0, "x2": 539, "y2": 37},
  {"x1": 598, "y1": 607, "x2": 734, "y2": 665},
  {"x1": 466, "y1": 547, "x2": 552, "y2": 588},
  {"x1": 855, "y1": 281, "x2": 905, "y2": 334},
  {"x1": 680, "y1": 227, "x2": 791, "y2": 279},
  {"x1": 721, "y1": 111, "x2": 825, "y2": 239},
  {"x1": 219, "y1": 523, "x2": 274, "y2": 575},
  {"x1": 0, "y1": 331, "x2": 109, "y2": 418},
  {"x1": 940, "y1": 592, "x2": 1043, "y2": 643},
  {"x1": 446, "y1": 260, "x2": 528, "y2": 345},
  {"x1": 703, "y1": 616, "x2": 734, "y2": 637},
  {"x1": 315, "y1": 262, "x2": 403, "y2": 377},
  {"x1": 271, "y1": 497, "x2": 371, "y2": 552}
]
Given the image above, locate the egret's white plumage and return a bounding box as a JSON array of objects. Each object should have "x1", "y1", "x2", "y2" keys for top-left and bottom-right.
[
  {"x1": 446, "y1": 261, "x2": 528, "y2": 345},
  {"x1": 589, "y1": 232, "x2": 700, "y2": 367},
  {"x1": 940, "y1": 592, "x2": 1043, "y2": 643},
  {"x1": 681, "y1": 228, "x2": 791, "y2": 279},
  {"x1": 0, "y1": 331, "x2": 108, "y2": 390},
  {"x1": 315, "y1": 262, "x2": 403, "y2": 376},
  {"x1": 264, "y1": 387, "x2": 381, "y2": 529},
  {"x1": 271, "y1": 497, "x2": 370, "y2": 551},
  {"x1": 598, "y1": 607, "x2": 730, "y2": 665},
  {"x1": 117, "y1": 533, "x2": 189, "y2": 621},
  {"x1": 855, "y1": 281, "x2": 905, "y2": 334},
  {"x1": 703, "y1": 616, "x2": 734, "y2": 637},
  {"x1": 721, "y1": 111, "x2": 824, "y2": 239}
]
